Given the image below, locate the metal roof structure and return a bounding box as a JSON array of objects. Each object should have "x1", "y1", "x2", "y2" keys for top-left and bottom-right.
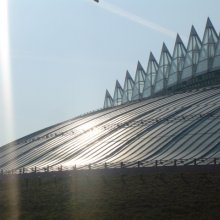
[
  {"x1": 1, "y1": 85, "x2": 220, "y2": 171},
  {"x1": 1, "y1": 18, "x2": 220, "y2": 172}
]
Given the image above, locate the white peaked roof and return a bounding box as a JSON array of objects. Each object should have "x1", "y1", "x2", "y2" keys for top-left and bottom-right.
[
  {"x1": 142, "y1": 52, "x2": 159, "y2": 98},
  {"x1": 181, "y1": 25, "x2": 202, "y2": 81},
  {"x1": 122, "y1": 71, "x2": 135, "y2": 103},
  {"x1": 167, "y1": 34, "x2": 186, "y2": 87},
  {"x1": 196, "y1": 18, "x2": 219, "y2": 75},
  {"x1": 131, "y1": 61, "x2": 146, "y2": 101},
  {"x1": 154, "y1": 43, "x2": 172, "y2": 94},
  {"x1": 113, "y1": 80, "x2": 124, "y2": 106},
  {"x1": 104, "y1": 89, "x2": 113, "y2": 108}
]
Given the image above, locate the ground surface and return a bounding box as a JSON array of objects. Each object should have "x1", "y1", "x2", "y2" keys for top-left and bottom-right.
[{"x1": 0, "y1": 166, "x2": 220, "y2": 220}]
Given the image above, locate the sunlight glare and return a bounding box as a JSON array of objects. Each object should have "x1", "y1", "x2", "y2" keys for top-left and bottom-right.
[
  {"x1": 0, "y1": 1, "x2": 19, "y2": 219},
  {"x1": 0, "y1": 0, "x2": 14, "y2": 142}
]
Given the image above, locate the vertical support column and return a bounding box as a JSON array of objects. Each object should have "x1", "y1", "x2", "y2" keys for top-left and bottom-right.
[
  {"x1": 214, "y1": 158, "x2": 217, "y2": 166},
  {"x1": 194, "y1": 159, "x2": 197, "y2": 166}
]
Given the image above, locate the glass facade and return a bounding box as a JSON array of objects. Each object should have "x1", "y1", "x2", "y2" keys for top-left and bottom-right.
[
  {"x1": 143, "y1": 52, "x2": 158, "y2": 98},
  {"x1": 131, "y1": 61, "x2": 146, "y2": 101},
  {"x1": 113, "y1": 80, "x2": 124, "y2": 106},
  {"x1": 154, "y1": 43, "x2": 172, "y2": 94},
  {"x1": 167, "y1": 34, "x2": 186, "y2": 87},
  {"x1": 196, "y1": 18, "x2": 219, "y2": 75},
  {"x1": 212, "y1": 34, "x2": 220, "y2": 71},
  {"x1": 104, "y1": 18, "x2": 220, "y2": 108},
  {"x1": 104, "y1": 90, "x2": 113, "y2": 108},
  {"x1": 181, "y1": 26, "x2": 202, "y2": 81},
  {"x1": 122, "y1": 71, "x2": 135, "y2": 103}
]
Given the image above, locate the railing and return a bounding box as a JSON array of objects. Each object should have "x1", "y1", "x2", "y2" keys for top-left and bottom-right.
[{"x1": 1, "y1": 157, "x2": 220, "y2": 175}]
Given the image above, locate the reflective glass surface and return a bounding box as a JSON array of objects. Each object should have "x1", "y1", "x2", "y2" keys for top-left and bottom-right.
[
  {"x1": 154, "y1": 43, "x2": 171, "y2": 93},
  {"x1": 196, "y1": 18, "x2": 218, "y2": 75},
  {"x1": 167, "y1": 35, "x2": 186, "y2": 87},
  {"x1": 131, "y1": 62, "x2": 146, "y2": 100},
  {"x1": 122, "y1": 71, "x2": 135, "y2": 103},
  {"x1": 181, "y1": 26, "x2": 202, "y2": 81}
]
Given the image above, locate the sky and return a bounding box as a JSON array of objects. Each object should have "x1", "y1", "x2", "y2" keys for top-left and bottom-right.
[{"x1": 0, "y1": 0, "x2": 220, "y2": 147}]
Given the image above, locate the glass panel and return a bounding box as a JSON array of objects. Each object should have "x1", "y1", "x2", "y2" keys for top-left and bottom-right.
[
  {"x1": 167, "y1": 35, "x2": 186, "y2": 87},
  {"x1": 182, "y1": 26, "x2": 202, "y2": 81},
  {"x1": 154, "y1": 70, "x2": 164, "y2": 93},
  {"x1": 142, "y1": 74, "x2": 151, "y2": 98},
  {"x1": 196, "y1": 18, "x2": 218, "y2": 75},
  {"x1": 131, "y1": 62, "x2": 146, "y2": 100},
  {"x1": 122, "y1": 71, "x2": 134, "y2": 103},
  {"x1": 143, "y1": 53, "x2": 159, "y2": 98},
  {"x1": 212, "y1": 37, "x2": 220, "y2": 70},
  {"x1": 104, "y1": 90, "x2": 113, "y2": 108},
  {"x1": 154, "y1": 43, "x2": 171, "y2": 93},
  {"x1": 113, "y1": 81, "x2": 124, "y2": 106}
]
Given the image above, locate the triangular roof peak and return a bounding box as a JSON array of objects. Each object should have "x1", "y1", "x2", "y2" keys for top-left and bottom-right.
[
  {"x1": 176, "y1": 34, "x2": 183, "y2": 44},
  {"x1": 116, "y1": 80, "x2": 120, "y2": 87},
  {"x1": 106, "y1": 89, "x2": 110, "y2": 95},
  {"x1": 206, "y1": 17, "x2": 214, "y2": 28},
  {"x1": 105, "y1": 89, "x2": 111, "y2": 97},
  {"x1": 190, "y1": 25, "x2": 198, "y2": 36},
  {"x1": 137, "y1": 61, "x2": 144, "y2": 71},
  {"x1": 149, "y1": 52, "x2": 157, "y2": 62},
  {"x1": 162, "y1": 42, "x2": 169, "y2": 53},
  {"x1": 115, "y1": 80, "x2": 123, "y2": 91},
  {"x1": 126, "y1": 70, "x2": 130, "y2": 77},
  {"x1": 125, "y1": 70, "x2": 133, "y2": 79}
]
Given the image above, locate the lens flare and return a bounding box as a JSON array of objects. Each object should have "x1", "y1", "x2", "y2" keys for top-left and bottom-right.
[
  {"x1": 0, "y1": 0, "x2": 19, "y2": 219},
  {"x1": 0, "y1": 0, "x2": 14, "y2": 142}
]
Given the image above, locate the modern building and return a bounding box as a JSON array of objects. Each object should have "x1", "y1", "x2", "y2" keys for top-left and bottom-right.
[{"x1": 1, "y1": 18, "x2": 220, "y2": 172}]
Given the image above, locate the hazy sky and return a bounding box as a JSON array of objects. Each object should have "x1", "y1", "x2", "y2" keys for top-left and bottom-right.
[{"x1": 0, "y1": 0, "x2": 220, "y2": 146}]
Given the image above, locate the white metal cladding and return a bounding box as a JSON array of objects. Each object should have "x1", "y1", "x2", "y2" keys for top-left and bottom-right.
[{"x1": 2, "y1": 86, "x2": 220, "y2": 170}]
